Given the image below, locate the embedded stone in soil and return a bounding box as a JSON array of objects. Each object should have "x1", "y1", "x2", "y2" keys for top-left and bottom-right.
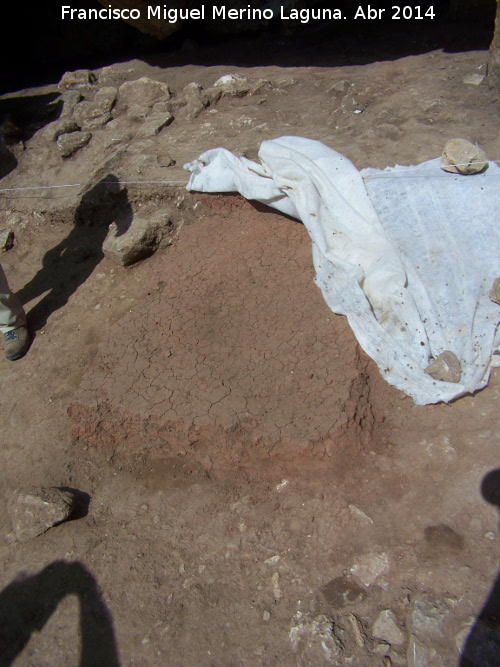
[{"x1": 69, "y1": 198, "x2": 377, "y2": 473}]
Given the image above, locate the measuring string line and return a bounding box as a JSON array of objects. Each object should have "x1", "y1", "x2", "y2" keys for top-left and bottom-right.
[{"x1": 0, "y1": 160, "x2": 498, "y2": 195}]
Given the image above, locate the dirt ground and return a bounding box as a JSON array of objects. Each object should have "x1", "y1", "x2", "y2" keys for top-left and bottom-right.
[{"x1": 1, "y1": 32, "x2": 500, "y2": 666}]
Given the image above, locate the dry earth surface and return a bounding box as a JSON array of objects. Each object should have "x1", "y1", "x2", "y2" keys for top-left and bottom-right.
[{"x1": 1, "y1": 35, "x2": 500, "y2": 667}]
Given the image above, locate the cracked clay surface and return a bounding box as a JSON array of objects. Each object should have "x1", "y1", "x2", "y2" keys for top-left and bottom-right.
[{"x1": 70, "y1": 197, "x2": 375, "y2": 472}]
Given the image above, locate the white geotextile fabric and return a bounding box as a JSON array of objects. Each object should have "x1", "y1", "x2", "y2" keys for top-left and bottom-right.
[{"x1": 184, "y1": 136, "x2": 500, "y2": 404}]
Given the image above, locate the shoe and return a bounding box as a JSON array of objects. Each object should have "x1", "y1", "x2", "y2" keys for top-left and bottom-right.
[{"x1": 3, "y1": 326, "x2": 30, "y2": 361}]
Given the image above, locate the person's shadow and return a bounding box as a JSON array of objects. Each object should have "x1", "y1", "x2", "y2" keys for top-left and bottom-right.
[
  {"x1": 461, "y1": 469, "x2": 500, "y2": 665},
  {"x1": 0, "y1": 560, "x2": 119, "y2": 666},
  {"x1": 16, "y1": 174, "x2": 132, "y2": 332}
]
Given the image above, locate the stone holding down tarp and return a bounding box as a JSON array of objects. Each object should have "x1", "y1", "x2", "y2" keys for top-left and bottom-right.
[{"x1": 184, "y1": 136, "x2": 500, "y2": 405}]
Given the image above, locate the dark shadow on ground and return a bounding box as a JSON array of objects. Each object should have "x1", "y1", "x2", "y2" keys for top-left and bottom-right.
[
  {"x1": 0, "y1": 560, "x2": 119, "y2": 667},
  {"x1": 460, "y1": 468, "x2": 500, "y2": 666},
  {"x1": 0, "y1": 92, "x2": 62, "y2": 141},
  {"x1": 16, "y1": 175, "x2": 132, "y2": 333},
  {"x1": 0, "y1": 92, "x2": 63, "y2": 180},
  {"x1": 58, "y1": 486, "x2": 91, "y2": 521}
]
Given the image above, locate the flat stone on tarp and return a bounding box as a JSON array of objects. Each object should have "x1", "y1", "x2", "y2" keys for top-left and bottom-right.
[
  {"x1": 440, "y1": 138, "x2": 488, "y2": 175},
  {"x1": 489, "y1": 278, "x2": 500, "y2": 305},
  {"x1": 425, "y1": 351, "x2": 461, "y2": 383}
]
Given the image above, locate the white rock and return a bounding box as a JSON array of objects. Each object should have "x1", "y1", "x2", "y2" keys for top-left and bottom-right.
[
  {"x1": 463, "y1": 74, "x2": 486, "y2": 85},
  {"x1": 350, "y1": 552, "x2": 389, "y2": 586},
  {"x1": 372, "y1": 609, "x2": 405, "y2": 646},
  {"x1": 214, "y1": 74, "x2": 248, "y2": 87}
]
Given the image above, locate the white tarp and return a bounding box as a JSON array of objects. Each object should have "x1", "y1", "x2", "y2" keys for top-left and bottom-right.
[{"x1": 184, "y1": 136, "x2": 500, "y2": 404}]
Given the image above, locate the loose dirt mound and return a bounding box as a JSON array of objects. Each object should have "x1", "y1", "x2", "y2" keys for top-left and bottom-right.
[{"x1": 69, "y1": 196, "x2": 378, "y2": 475}]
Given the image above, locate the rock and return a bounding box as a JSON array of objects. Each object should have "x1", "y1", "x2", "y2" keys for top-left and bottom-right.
[
  {"x1": 214, "y1": 73, "x2": 248, "y2": 87},
  {"x1": 81, "y1": 113, "x2": 112, "y2": 132},
  {"x1": 210, "y1": 73, "x2": 250, "y2": 98},
  {"x1": 7, "y1": 487, "x2": 77, "y2": 542},
  {"x1": 157, "y1": 152, "x2": 176, "y2": 167},
  {"x1": 463, "y1": 73, "x2": 486, "y2": 85},
  {"x1": 411, "y1": 594, "x2": 450, "y2": 638},
  {"x1": 136, "y1": 112, "x2": 174, "y2": 138},
  {"x1": 407, "y1": 634, "x2": 436, "y2": 667},
  {"x1": 250, "y1": 79, "x2": 272, "y2": 96},
  {"x1": 102, "y1": 214, "x2": 163, "y2": 266},
  {"x1": 489, "y1": 278, "x2": 500, "y2": 304},
  {"x1": 441, "y1": 138, "x2": 488, "y2": 174},
  {"x1": 58, "y1": 69, "x2": 97, "y2": 93},
  {"x1": 372, "y1": 610, "x2": 405, "y2": 646},
  {"x1": 350, "y1": 552, "x2": 389, "y2": 587},
  {"x1": 349, "y1": 504, "x2": 374, "y2": 525},
  {"x1": 181, "y1": 83, "x2": 207, "y2": 120},
  {"x1": 60, "y1": 89, "x2": 82, "y2": 117},
  {"x1": 347, "y1": 613, "x2": 366, "y2": 647},
  {"x1": 202, "y1": 87, "x2": 223, "y2": 107},
  {"x1": 289, "y1": 612, "x2": 344, "y2": 665},
  {"x1": 152, "y1": 101, "x2": 170, "y2": 114},
  {"x1": 43, "y1": 118, "x2": 80, "y2": 142},
  {"x1": 125, "y1": 104, "x2": 151, "y2": 123},
  {"x1": 271, "y1": 571, "x2": 281, "y2": 599},
  {"x1": 183, "y1": 99, "x2": 208, "y2": 120},
  {"x1": 424, "y1": 351, "x2": 461, "y2": 383},
  {"x1": 183, "y1": 82, "x2": 203, "y2": 98},
  {"x1": 168, "y1": 83, "x2": 208, "y2": 120},
  {"x1": 0, "y1": 228, "x2": 14, "y2": 251},
  {"x1": 73, "y1": 88, "x2": 117, "y2": 125},
  {"x1": 262, "y1": 610, "x2": 271, "y2": 622},
  {"x1": 373, "y1": 642, "x2": 391, "y2": 656},
  {"x1": 127, "y1": 104, "x2": 151, "y2": 122},
  {"x1": 118, "y1": 77, "x2": 171, "y2": 111},
  {"x1": 57, "y1": 131, "x2": 92, "y2": 158},
  {"x1": 322, "y1": 576, "x2": 367, "y2": 608},
  {"x1": 92, "y1": 86, "x2": 118, "y2": 113}
]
